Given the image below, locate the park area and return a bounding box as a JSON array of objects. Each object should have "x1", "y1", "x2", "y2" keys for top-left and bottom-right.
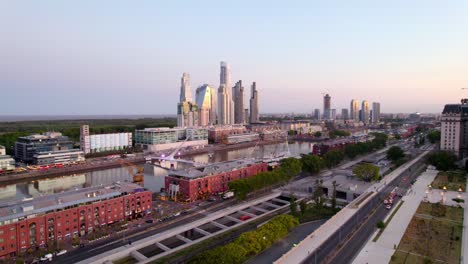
[
  {"x1": 431, "y1": 171, "x2": 466, "y2": 192},
  {"x1": 390, "y1": 202, "x2": 464, "y2": 264}
]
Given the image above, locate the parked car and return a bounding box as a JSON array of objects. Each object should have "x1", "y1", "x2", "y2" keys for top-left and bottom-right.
[
  {"x1": 145, "y1": 219, "x2": 154, "y2": 224},
  {"x1": 56, "y1": 249, "x2": 67, "y2": 256}
]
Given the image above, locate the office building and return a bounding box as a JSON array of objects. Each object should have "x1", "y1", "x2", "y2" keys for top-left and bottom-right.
[
  {"x1": 0, "y1": 155, "x2": 15, "y2": 172},
  {"x1": 233, "y1": 80, "x2": 245, "y2": 124},
  {"x1": 135, "y1": 127, "x2": 208, "y2": 152},
  {"x1": 313, "y1": 109, "x2": 321, "y2": 120},
  {"x1": 177, "y1": 73, "x2": 199, "y2": 127},
  {"x1": 33, "y1": 149, "x2": 85, "y2": 165},
  {"x1": 350, "y1": 99, "x2": 360, "y2": 122},
  {"x1": 166, "y1": 159, "x2": 268, "y2": 202},
  {"x1": 218, "y1": 62, "x2": 233, "y2": 125},
  {"x1": 0, "y1": 182, "x2": 152, "y2": 258},
  {"x1": 341, "y1": 109, "x2": 349, "y2": 120},
  {"x1": 361, "y1": 100, "x2": 370, "y2": 125},
  {"x1": 372, "y1": 102, "x2": 381, "y2": 124},
  {"x1": 15, "y1": 132, "x2": 74, "y2": 163},
  {"x1": 195, "y1": 84, "x2": 217, "y2": 126},
  {"x1": 80, "y1": 125, "x2": 132, "y2": 154},
  {"x1": 440, "y1": 99, "x2": 468, "y2": 159},
  {"x1": 250, "y1": 82, "x2": 259, "y2": 123}
]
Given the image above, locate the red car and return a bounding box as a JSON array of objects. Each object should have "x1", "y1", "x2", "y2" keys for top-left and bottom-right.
[{"x1": 239, "y1": 215, "x2": 252, "y2": 221}]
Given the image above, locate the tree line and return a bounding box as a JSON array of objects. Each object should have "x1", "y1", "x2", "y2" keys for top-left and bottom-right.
[{"x1": 189, "y1": 215, "x2": 299, "y2": 264}]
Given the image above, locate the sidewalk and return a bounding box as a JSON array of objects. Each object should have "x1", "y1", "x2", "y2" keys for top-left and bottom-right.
[{"x1": 352, "y1": 169, "x2": 439, "y2": 264}]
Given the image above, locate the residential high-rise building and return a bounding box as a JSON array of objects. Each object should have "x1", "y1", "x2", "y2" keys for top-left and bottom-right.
[
  {"x1": 323, "y1": 94, "x2": 331, "y2": 119},
  {"x1": 217, "y1": 85, "x2": 229, "y2": 125},
  {"x1": 177, "y1": 73, "x2": 198, "y2": 127},
  {"x1": 313, "y1": 109, "x2": 321, "y2": 120},
  {"x1": 372, "y1": 102, "x2": 381, "y2": 124},
  {"x1": 440, "y1": 99, "x2": 468, "y2": 159},
  {"x1": 341, "y1": 108, "x2": 349, "y2": 120},
  {"x1": 233, "y1": 80, "x2": 245, "y2": 124},
  {"x1": 180, "y1": 72, "x2": 193, "y2": 102},
  {"x1": 250, "y1": 82, "x2": 259, "y2": 123},
  {"x1": 350, "y1": 99, "x2": 360, "y2": 122},
  {"x1": 218, "y1": 62, "x2": 232, "y2": 124},
  {"x1": 361, "y1": 100, "x2": 370, "y2": 125},
  {"x1": 331, "y1": 109, "x2": 336, "y2": 120},
  {"x1": 244, "y1": 109, "x2": 249, "y2": 124},
  {"x1": 196, "y1": 84, "x2": 217, "y2": 126}
]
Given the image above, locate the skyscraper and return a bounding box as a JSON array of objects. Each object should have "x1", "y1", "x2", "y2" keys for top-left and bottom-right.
[
  {"x1": 441, "y1": 99, "x2": 468, "y2": 159},
  {"x1": 323, "y1": 94, "x2": 331, "y2": 119},
  {"x1": 177, "y1": 73, "x2": 198, "y2": 127},
  {"x1": 233, "y1": 80, "x2": 245, "y2": 124},
  {"x1": 372, "y1": 102, "x2": 381, "y2": 124},
  {"x1": 341, "y1": 108, "x2": 349, "y2": 120},
  {"x1": 331, "y1": 109, "x2": 336, "y2": 120},
  {"x1": 196, "y1": 84, "x2": 217, "y2": 126},
  {"x1": 180, "y1": 73, "x2": 192, "y2": 102},
  {"x1": 218, "y1": 62, "x2": 232, "y2": 124},
  {"x1": 250, "y1": 82, "x2": 259, "y2": 123},
  {"x1": 313, "y1": 109, "x2": 321, "y2": 120},
  {"x1": 350, "y1": 99, "x2": 360, "y2": 122},
  {"x1": 361, "y1": 100, "x2": 370, "y2": 125}
]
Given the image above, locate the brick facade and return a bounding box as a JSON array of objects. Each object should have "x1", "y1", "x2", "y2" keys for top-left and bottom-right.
[
  {"x1": 0, "y1": 191, "x2": 152, "y2": 258},
  {"x1": 165, "y1": 162, "x2": 268, "y2": 202}
]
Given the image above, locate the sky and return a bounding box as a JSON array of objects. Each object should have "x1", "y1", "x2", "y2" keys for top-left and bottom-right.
[{"x1": 1, "y1": 1, "x2": 468, "y2": 115}]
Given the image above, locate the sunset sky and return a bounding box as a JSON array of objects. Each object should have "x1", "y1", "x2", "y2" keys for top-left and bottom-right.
[{"x1": 1, "y1": 1, "x2": 468, "y2": 115}]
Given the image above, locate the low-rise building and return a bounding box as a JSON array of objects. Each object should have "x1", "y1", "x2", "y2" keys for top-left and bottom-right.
[
  {"x1": 15, "y1": 132, "x2": 74, "y2": 163},
  {"x1": 80, "y1": 125, "x2": 132, "y2": 154},
  {"x1": 0, "y1": 155, "x2": 15, "y2": 172},
  {"x1": 208, "y1": 125, "x2": 246, "y2": 144},
  {"x1": 226, "y1": 133, "x2": 260, "y2": 144},
  {"x1": 33, "y1": 149, "x2": 85, "y2": 165},
  {"x1": 0, "y1": 146, "x2": 5, "y2": 156},
  {"x1": 165, "y1": 159, "x2": 268, "y2": 202},
  {"x1": 135, "y1": 127, "x2": 208, "y2": 152},
  {"x1": 0, "y1": 182, "x2": 152, "y2": 258}
]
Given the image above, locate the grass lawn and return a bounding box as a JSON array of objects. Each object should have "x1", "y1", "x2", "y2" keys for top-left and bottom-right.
[
  {"x1": 390, "y1": 202, "x2": 463, "y2": 264},
  {"x1": 113, "y1": 256, "x2": 138, "y2": 264},
  {"x1": 431, "y1": 171, "x2": 466, "y2": 192}
]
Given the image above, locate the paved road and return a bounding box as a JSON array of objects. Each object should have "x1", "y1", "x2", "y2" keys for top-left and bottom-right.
[
  {"x1": 246, "y1": 220, "x2": 327, "y2": 264},
  {"x1": 325, "y1": 159, "x2": 425, "y2": 264},
  {"x1": 51, "y1": 199, "x2": 237, "y2": 264}
]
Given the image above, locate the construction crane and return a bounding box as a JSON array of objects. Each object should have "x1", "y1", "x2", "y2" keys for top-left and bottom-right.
[{"x1": 117, "y1": 159, "x2": 144, "y2": 186}]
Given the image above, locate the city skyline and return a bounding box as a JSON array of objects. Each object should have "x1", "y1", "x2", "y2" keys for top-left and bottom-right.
[{"x1": 2, "y1": 1, "x2": 468, "y2": 115}]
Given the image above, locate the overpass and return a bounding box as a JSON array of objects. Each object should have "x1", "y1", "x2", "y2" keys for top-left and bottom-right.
[{"x1": 77, "y1": 192, "x2": 292, "y2": 264}]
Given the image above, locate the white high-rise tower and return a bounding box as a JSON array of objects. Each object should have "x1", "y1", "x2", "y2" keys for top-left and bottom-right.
[
  {"x1": 249, "y1": 82, "x2": 259, "y2": 123},
  {"x1": 350, "y1": 99, "x2": 360, "y2": 122},
  {"x1": 218, "y1": 61, "x2": 233, "y2": 124},
  {"x1": 180, "y1": 73, "x2": 192, "y2": 102}
]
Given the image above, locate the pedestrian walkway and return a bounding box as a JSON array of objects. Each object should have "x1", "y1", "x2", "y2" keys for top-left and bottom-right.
[{"x1": 352, "y1": 169, "x2": 439, "y2": 264}]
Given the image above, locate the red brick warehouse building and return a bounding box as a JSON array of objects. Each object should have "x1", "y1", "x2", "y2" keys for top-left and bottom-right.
[
  {"x1": 165, "y1": 159, "x2": 268, "y2": 202},
  {"x1": 0, "y1": 182, "x2": 152, "y2": 258}
]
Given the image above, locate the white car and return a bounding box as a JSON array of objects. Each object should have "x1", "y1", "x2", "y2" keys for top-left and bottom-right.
[
  {"x1": 56, "y1": 249, "x2": 67, "y2": 256},
  {"x1": 40, "y1": 253, "x2": 53, "y2": 261},
  {"x1": 386, "y1": 205, "x2": 392, "y2": 210}
]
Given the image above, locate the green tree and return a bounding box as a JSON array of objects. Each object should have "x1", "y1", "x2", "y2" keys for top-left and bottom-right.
[
  {"x1": 289, "y1": 196, "x2": 298, "y2": 216},
  {"x1": 427, "y1": 151, "x2": 457, "y2": 171},
  {"x1": 387, "y1": 146, "x2": 405, "y2": 162},
  {"x1": 301, "y1": 154, "x2": 325, "y2": 174},
  {"x1": 394, "y1": 134, "x2": 401, "y2": 140},
  {"x1": 427, "y1": 130, "x2": 441, "y2": 144},
  {"x1": 353, "y1": 163, "x2": 380, "y2": 182},
  {"x1": 323, "y1": 150, "x2": 345, "y2": 168},
  {"x1": 299, "y1": 200, "x2": 308, "y2": 216},
  {"x1": 329, "y1": 130, "x2": 351, "y2": 139},
  {"x1": 314, "y1": 131, "x2": 322, "y2": 137},
  {"x1": 313, "y1": 179, "x2": 325, "y2": 209}
]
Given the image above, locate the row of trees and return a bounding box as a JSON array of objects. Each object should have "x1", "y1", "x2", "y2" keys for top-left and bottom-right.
[
  {"x1": 228, "y1": 158, "x2": 302, "y2": 200},
  {"x1": 329, "y1": 130, "x2": 351, "y2": 139},
  {"x1": 189, "y1": 215, "x2": 299, "y2": 264},
  {"x1": 428, "y1": 151, "x2": 457, "y2": 171}
]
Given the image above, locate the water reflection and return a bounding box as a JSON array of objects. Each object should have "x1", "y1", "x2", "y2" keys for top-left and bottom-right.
[{"x1": 0, "y1": 141, "x2": 313, "y2": 202}]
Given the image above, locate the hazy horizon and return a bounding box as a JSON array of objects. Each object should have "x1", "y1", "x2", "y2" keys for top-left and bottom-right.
[{"x1": 1, "y1": 1, "x2": 467, "y2": 115}]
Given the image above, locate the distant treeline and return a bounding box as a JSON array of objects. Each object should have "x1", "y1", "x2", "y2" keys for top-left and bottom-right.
[{"x1": 0, "y1": 118, "x2": 176, "y2": 155}]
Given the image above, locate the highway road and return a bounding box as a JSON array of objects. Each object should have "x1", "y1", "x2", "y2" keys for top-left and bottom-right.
[{"x1": 324, "y1": 152, "x2": 426, "y2": 264}]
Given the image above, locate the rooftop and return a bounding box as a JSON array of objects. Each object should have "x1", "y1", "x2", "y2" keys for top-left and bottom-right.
[
  {"x1": 168, "y1": 158, "x2": 261, "y2": 179},
  {"x1": 0, "y1": 182, "x2": 146, "y2": 224}
]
